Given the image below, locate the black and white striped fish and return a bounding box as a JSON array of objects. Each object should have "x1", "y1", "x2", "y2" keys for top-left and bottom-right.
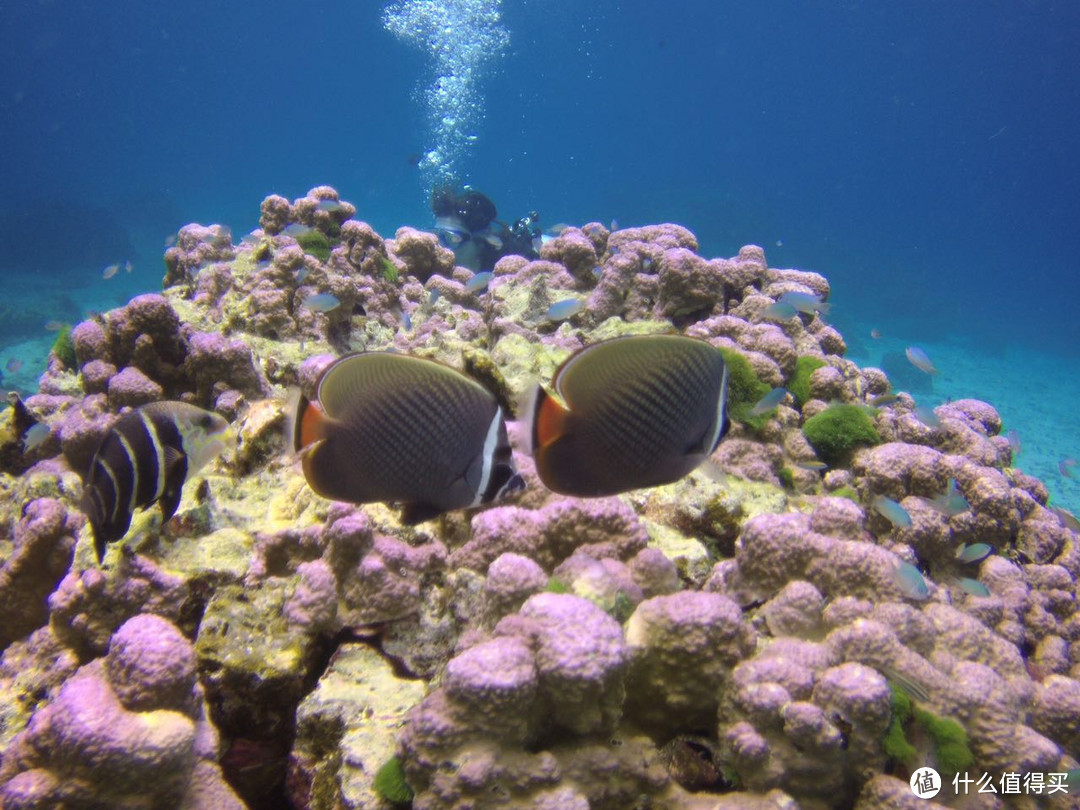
[
  {"x1": 81, "y1": 401, "x2": 231, "y2": 562},
  {"x1": 292, "y1": 352, "x2": 524, "y2": 524},
  {"x1": 525, "y1": 334, "x2": 730, "y2": 496}
]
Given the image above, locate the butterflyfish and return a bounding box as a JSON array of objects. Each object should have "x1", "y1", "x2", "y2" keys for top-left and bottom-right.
[
  {"x1": 526, "y1": 335, "x2": 730, "y2": 497},
  {"x1": 81, "y1": 402, "x2": 232, "y2": 562},
  {"x1": 293, "y1": 352, "x2": 523, "y2": 524}
]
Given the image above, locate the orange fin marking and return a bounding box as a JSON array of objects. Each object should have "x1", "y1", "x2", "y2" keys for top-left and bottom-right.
[
  {"x1": 299, "y1": 400, "x2": 328, "y2": 450},
  {"x1": 534, "y1": 390, "x2": 570, "y2": 450}
]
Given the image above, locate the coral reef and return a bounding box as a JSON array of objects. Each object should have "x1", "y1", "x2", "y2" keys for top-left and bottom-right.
[
  {"x1": 1, "y1": 185, "x2": 1077, "y2": 810},
  {"x1": 0, "y1": 614, "x2": 242, "y2": 809}
]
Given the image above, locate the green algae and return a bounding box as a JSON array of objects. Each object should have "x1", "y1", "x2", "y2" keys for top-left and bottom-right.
[
  {"x1": 296, "y1": 230, "x2": 332, "y2": 262},
  {"x1": 51, "y1": 325, "x2": 77, "y2": 370},
  {"x1": 546, "y1": 577, "x2": 571, "y2": 594},
  {"x1": 801, "y1": 404, "x2": 880, "y2": 466},
  {"x1": 831, "y1": 486, "x2": 860, "y2": 502},
  {"x1": 373, "y1": 756, "x2": 413, "y2": 806},
  {"x1": 717, "y1": 347, "x2": 771, "y2": 430},
  {"x1": 883, "y1": 683, "x2": 917, "y2": 763},
  {"x1": 915, "y1": 707, "x2": 974, "y2": 775},
  {"x1": 777, "y1": 467, "x2": 795, "y2": 489},
  {"x1": 379, "y1": 255, "x2": 399, "y2": 283},
  {"x1": 788, "y1": 355, "x2": 826, "y2": 406},
  {"x1": 884, "y1": 683, "x2": 975, "y2": 777}
]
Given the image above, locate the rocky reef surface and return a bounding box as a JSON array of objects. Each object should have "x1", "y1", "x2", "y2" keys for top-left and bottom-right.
[{"x1": 0, "y1": 185, "x2": 1076, "y2": 809}]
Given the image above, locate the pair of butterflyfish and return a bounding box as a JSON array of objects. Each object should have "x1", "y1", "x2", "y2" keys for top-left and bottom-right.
[
  {"x1": 81, "y1": 401, "x2": 232, "y2": 562},
  {"x1": 292, "y1": 334, "x2": 731, "y2": 520}
]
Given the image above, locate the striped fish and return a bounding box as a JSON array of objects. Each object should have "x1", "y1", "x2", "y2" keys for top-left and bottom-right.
[
  {"x1": 81, "y1": 401, "x2": 231, "y2": 562},
  {"x1": 526, "y1": 334, "x2": 730, "y2": 497},
  {"x1": 292, "y1": 352, "x2": 523, "y2": 524}
]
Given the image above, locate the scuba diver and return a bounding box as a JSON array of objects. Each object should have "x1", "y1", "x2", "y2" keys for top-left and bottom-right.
[{"x1": 432, "y1": 186, "x2": 541, "y2": 272}]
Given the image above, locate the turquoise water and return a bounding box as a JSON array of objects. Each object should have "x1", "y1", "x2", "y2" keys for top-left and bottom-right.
[{"x1": 1, "y1": 0, "x2": 1077, "y2": 505}]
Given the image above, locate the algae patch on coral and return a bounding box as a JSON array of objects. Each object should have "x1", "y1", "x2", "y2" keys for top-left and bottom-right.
[
  {"x1": 296, "y1": 230, "x2": 332, "y2": 262},
  {"x1": 717, "y1": 347, "x2": 772, "y2": 430},
  {"x1": 373, "y1": 756, "x2": 413, "y2": 805},
  {"x1": 788, "y1": 355, "x2": 826, "y2": 407},
  {"x1": 802, "y1": 403, "x2": 880, "y2": 466}
]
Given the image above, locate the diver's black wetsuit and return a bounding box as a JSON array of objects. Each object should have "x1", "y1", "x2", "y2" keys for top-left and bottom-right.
[{"x1": 432, "y1": 187, "x2": 541, "y2": 272}]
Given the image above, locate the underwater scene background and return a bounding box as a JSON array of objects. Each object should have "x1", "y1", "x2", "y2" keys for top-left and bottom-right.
[{"x1": 2, "y1": 1, "x2": 1080, "y2": 808}]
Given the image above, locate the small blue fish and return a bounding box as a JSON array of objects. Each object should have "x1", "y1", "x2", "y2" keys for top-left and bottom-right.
[
  {"x1": 295, "y1": 266, "x2": 309, "y2": 283},
  {"x1": 392, "y1": 304, "x2": 413, "y2": 332},
  {"x1": 905, "y1": 346, "x2": 938, "y2": 375},
  {"x1": 893, "y1": 561, "x2": 929, "y2": 601},
  {"x1": 762, "y1": 300, "x2": 799, "y2": 321},
  {"x1": 282, "y1": 223, "x2": 314, "y2": 238},
  {"x1": 873, "y1": 495, "x2": 912, "y2": 528},
  {"x1": 317, "y1": 199, "x2": 344, "y2": 212},
  {"x1": 793, "y1": 460, "x2": 828, "y2": 471},
  {"x1": 1006, "y1": 428, "x2": 1021, "y2": 456},
  {"x1": 302, "y1": 293, "x2": 341, "y2": 313},
  {"x1": 919, "y1": 478, "x2": 969, "y2": 517},
  {"x1": 750, "y1": 387, "x2": 788, "y2": 416},
  {"x1": 778, "y1": 291, "x2": 830, "y2": 315},
  {"x1": 957, "y1": 578, "x2": 990, "y2": 597},
  {"x1": 1060, "y1": 459, "x2": 1077, "y2": 479},
  {"x1": 913, "y1": 404, "x2": 941, "y2": 428},
  {"x1": 546, "y1": 299, "x2": 585, "y2": 322},
  {"x1": 956, "y1": 543, "x2": 993, "y2": 564},
  {"x1": 465, "y1": 271, "x2": 493, "y2": 294},
  {"x1": 427, "y1": 287, "x2": 442, "y2": 307}
]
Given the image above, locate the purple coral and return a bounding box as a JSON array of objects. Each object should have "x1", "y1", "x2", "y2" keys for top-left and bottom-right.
[
  {"x1": 0, "y1": 614, "x2": 241, "y2": 809},
  {"x1": 387, "y1": 227, "x2": 456, "y2": 281},
  {"x1": 453, "y1": 497, "x2": 649, "y2": 573},
  {"x1": 624, "y1": 591, "x2": 756, "y2": 736},
  {"x1": 495, "y1": 593, "x2": 628, "y2": 735},
  {"x1": 0, "y1": 499, "x2": 80, "y2": 649}
]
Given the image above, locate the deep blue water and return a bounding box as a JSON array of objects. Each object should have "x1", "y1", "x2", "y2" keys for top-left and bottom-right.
[{"x1": 1, "y1": 0, "x2": 1078, "y2": 362}]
